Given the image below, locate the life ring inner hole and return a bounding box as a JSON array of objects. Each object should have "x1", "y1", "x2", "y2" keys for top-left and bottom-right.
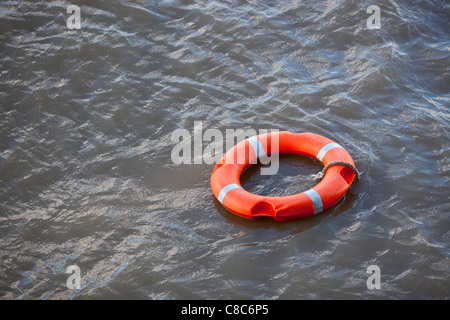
[{"x1": 240, "y1": 153, "x2": 323, "y2": 197}]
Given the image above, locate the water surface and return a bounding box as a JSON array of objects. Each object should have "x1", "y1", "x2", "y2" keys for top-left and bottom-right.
[{"x1": 0, "y1": 0, "x2": 449, "y2": 299}]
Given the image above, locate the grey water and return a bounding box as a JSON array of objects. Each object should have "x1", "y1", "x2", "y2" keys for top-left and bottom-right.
[{"x1": 0, "y1": 0, "x2": 449, "y2": 299}]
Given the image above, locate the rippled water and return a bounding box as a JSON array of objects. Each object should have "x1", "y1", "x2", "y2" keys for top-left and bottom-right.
[{"x1": 0, "y1": 0, "x2": 449, "y2": 299}]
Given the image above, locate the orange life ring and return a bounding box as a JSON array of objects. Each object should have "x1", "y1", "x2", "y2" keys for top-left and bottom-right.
[{"x1": 210, "y1": 131, "x2": 358, "y2": 221}]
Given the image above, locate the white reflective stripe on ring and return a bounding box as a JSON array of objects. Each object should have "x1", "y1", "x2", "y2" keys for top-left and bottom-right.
[
  {"x1": 246, "y1": 136, "x2": 266, "y2": 158},
  {"x1": 217, "y1": 183, "x2": 243, "y2": 204},
  {"x1": 304, "y1": 189, "x2": 323, "y2": 214},
  {"x1": 316, "y1": 143, "x2": 343, "y2": 162}
]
